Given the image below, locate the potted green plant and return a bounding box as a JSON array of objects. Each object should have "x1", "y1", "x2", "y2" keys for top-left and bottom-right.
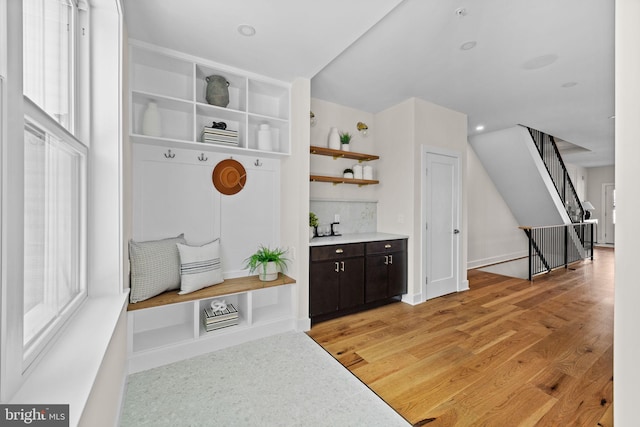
[
  {"x1": 343, "y1": 168, "x2": 354, "y2": 179},
  {"x1": 339, "y1": 131, "x2": 352, "y2": 151},
  {"x1": 309, "y1": 212, "x2": 319, "y2": 240},
  {"x1": 244, "y1": 245, "x2": 289, "y2": 281}
]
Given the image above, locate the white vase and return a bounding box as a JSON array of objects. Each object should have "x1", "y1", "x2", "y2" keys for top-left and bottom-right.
[
  {"x1": 341, "y1": 143, "x2": 350, "y2": 151},
  {"x1": 258, "y1": 124, "x2": 273, "y2": 151},
  {"x1": 328, "y1": 127, "x2": 340, "y2": 150},
  {"x1": 343, "y1": 172, "x2": 354, "y2": 179},
  {"x1": 142, "y1": 101, "x2": 162, "y2": 137},
  {"x1": 259, "y1": 261, "x2": 278, "y2": 281},
  {"x1": 309, "y1": 227, "x2": 315, "y2": 240}
]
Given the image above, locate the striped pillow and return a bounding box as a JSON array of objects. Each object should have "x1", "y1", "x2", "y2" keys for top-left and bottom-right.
[{"x1": 176, "y1": 239, "x2": 223, "y2": 294}]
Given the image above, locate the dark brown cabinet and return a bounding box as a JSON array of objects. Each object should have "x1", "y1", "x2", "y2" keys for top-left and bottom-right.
[
  {"x1": 309, "y1": 243, "x2": 364, "y2": 318},
  {"x1": 310, "y1": 238, "x2": 407, "y2": 324},
  {"x1": 365, "y1": 240, "x2": 407, "y2": 303}
]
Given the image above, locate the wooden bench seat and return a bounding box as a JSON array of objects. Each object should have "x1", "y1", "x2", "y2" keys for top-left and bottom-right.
[{"x1": 127, "y1": 273, "x2": 296, "y2": 311}]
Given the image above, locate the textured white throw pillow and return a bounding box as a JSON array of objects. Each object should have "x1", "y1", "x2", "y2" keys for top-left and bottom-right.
[
  {"x1": 129, "y1": 234, "x2": 186, "y2": 303},
  {"x1": 176, "y1": 239, "x2": 223, "y2": 294}
]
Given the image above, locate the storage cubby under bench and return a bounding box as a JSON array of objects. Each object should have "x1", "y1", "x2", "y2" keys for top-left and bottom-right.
[{"x1": 127, "y1": 273, "x2": 296, "y2": 373}]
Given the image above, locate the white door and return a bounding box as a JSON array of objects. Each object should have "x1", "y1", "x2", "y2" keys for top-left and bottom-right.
[
  {"x1": 603, "y1": 183, "x2": 615, "y2": 244},
  {"x1": 424, "y1": 151, "x2": 460, "y2": 300}
]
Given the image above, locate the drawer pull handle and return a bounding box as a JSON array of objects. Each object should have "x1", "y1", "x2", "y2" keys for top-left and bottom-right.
[
  {"x1": 389, "y1": 254, "x2": 393, "y2": 265},
  {"x1": 335, "y1": 262, "x2": 339, "y2": 272},
  {"x1": 335, "y1": 248, "x2": 344, "y2": 254},
  {"x1": 384, "y1": 255, "x2": 389, "y2": 265},
  {"x1": 341, "y1": 261, "x2": 345, "y2": 272},
  {"x1": 384, "y1": 244, "x2": 392, "y2": 248}
]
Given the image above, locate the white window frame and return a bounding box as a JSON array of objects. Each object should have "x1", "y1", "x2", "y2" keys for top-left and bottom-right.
[
  {"x1": 21, "y1": 0, "x2": 89, "y2": 370},
  {"x1": 22, "y1": 98, "x2": 88, "y2": 369},
  {"x1": 2, "y1": 0, "x2": 125, "y2": 411}
]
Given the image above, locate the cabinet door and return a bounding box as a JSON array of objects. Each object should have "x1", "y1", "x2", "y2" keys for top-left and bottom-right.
[
  {"x1": 339, "y1": 257, "x2": 365, "y2": 309},
  {"x1": 388, "y1": 251, "x2": 407, "y2": 297},
  {"x1": 365, "y1": 254, "x2": 388, "y2": 303},
  {"x1": 309, "y1": 261, "x2": 339, "y2": 317}
]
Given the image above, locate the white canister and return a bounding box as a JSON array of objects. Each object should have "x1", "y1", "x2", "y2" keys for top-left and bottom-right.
[
  {"x1": 363, "y1": 165, "x2": 373, "y2": 180},
  {"x1": 142, "y1": 101, "x2": 162, "y2": 137},
  {"x1": 258, "y1": 124, "x2": 273, "y2": 151},
  {"x1": 353, "y1": 164, "x2": 363, "y2": 179},
  {"x1": 328, "y1": 127, "x2": 340, "y2": 150}
]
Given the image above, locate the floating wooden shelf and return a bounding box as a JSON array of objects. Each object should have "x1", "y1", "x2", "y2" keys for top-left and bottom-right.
[
  {"x1": 310, "y1": 175, "x2": 379, "y2": 186},
  {"x1": 310, "y1": 145, "x2": 379, "y2": 162}
]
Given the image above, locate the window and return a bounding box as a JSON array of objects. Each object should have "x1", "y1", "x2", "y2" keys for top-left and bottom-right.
[
  {"x1": 23, "y1": 115, "x2": 87, "y2": 365},
  {"x1": 23, "y1": 0, "x2": 74, "y2": 131},
  {"x1": 21, "y1": 0, "x2": 88, "y2": 367}
]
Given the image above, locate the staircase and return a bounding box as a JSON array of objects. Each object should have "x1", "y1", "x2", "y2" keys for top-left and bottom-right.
[{"x1": 469, "y1": 125, "x2": 589, "y2": 277}]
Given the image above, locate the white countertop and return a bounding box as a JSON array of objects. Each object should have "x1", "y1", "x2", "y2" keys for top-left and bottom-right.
[{"x1": 309, "y1": 232, "x2": 408, "y2": 247}]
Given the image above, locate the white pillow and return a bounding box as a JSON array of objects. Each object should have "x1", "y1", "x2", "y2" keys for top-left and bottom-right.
[{"x1": 176, "y1": 239, "x2": 224, "y2": 294}]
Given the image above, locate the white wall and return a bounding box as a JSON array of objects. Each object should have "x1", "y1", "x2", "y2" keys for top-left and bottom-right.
[
  {"x1": 283, "y1": 79, "x2": 311, "y2": 328},
  {"x1": 376, "y1": 98, "x2": 468, "y2": 302},
  {"x1": 310, "y1": 98, "x2": 377, "y2": 201},
  {"x1": 614, "y1": 1, "x2": 639, "y2": 424},
  {"x1": 467, "y1": 144, "x2": 528, "y2": 268},
  {"x1": 469, "y1": 126, "x2": 570, "y2": 227},
  {"x1": 586, "y1": 166, "x2": 615, "y2": 242},
  {"x1": 565, "y1": 162, "x2": 587, "y2": 202}
]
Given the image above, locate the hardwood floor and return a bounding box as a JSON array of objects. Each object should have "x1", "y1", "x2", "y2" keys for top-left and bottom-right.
[{"x1": 307, "y1": 248, "x2": 614, "y2": 426}]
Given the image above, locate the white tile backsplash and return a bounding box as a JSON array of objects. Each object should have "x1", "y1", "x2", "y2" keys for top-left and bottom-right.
[{"x1": 310, "y1": 200, "x2": 377, "y2": 234}]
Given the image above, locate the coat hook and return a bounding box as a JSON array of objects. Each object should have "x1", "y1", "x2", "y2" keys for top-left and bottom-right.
[
  {"x1": 254, "y1": 159, "x2": 262, "y2": 167},
  {"x1": 164, "y1": 149, "x2": 175, "y2": 159},
  {"x1": 198, "y1": 153, "x2": 208, "y2": 162}
]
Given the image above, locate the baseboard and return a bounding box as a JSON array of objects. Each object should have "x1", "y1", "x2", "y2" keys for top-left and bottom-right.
[
  {"x1": 296, "y1": 317, "x2": 311, "y2": 332},
  {"x1": 467, "y1": 251, "x2": 528, "y2": 269},
  {"x1": 401, "y1": 292, "x2": 422, "y2": 305}
]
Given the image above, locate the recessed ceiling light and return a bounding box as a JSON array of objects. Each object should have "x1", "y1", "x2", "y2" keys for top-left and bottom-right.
[
  {"x1": 521, "y1": 54, "x2": 558, "y2": 70},
  {"x1": 561, "y1": 81, "x2": 578, "y2": 88},
  {"x1": 475, "y1": 125, "x2": 485, "y2": 131},
  {"x1": 238, "y1": 25, "x2": 256, "y2": 37},
  {"x1": 609, "y1": 115, "x2": 615, "y2": 119},
  {"x1": 455, "y1": 7, "x2": 468, "y2": 17},
  {"x1": 460, "y1": 41, "x2": 477, "y2": 51}
]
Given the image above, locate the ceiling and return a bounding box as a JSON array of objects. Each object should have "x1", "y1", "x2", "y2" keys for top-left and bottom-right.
[{"x1": 122, "y1": 0, "x2": 614, "y2": 168}]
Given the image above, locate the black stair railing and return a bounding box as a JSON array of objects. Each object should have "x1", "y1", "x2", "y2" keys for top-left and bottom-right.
[
  {"x1": 520, "y1": 222, "x2": 594, "y2": 280},
  {"x1": 527, "y1": 128, "x2": 584, "y2": 222}
]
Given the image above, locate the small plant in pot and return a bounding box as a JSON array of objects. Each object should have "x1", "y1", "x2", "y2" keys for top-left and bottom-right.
[
  {"x1": 309, "y1": 212, "x2": 319, "y2": 240},
  {"x1": 339, "y1": 131, "x2": 352, "y2": 151},
  {"x1": 343, "y1": 168, "x2": 354, "y2": 179},
  {"x1": 244, "y1": 245, "x2": 289, "y2": 281}
]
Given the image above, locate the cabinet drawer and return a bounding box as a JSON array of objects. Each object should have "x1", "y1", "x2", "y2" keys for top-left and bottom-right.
[
  {"x1": 366, "y1": 239, "x2": 407, "y2": 255},
  {"x1": 311, "y1": 243, "x2": 365, "y2": 261}
]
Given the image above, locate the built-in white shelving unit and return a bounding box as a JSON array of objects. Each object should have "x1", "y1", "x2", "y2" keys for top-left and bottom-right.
[{"x1": 129, "y1": 42, "x2": 291, "y2": 157}]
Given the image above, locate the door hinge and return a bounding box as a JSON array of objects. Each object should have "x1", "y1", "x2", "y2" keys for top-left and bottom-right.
[
  {"x1": 425, "y1": 222, "x2": 428, "y2": 230},
  {"x1": 426, "y1": 276, "x2": 428, "y2": 284}
]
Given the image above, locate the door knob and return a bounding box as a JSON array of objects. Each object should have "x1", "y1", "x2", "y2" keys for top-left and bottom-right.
[{"x1": 453, "y1": 229, "x2": 460, "y2": 234}]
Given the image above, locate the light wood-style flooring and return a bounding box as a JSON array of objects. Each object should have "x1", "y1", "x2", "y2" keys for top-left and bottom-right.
[{"x1": 307, "y1": 248, "x2": 614, "y2": 426}]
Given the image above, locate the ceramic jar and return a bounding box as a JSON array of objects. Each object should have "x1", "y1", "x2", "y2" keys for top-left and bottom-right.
[
  {"x1": 328, "y1": 127, "x2": 340, "y2": 150},
  {"x1": 205, "y1": 75, "x2": 230, "y2": 107},
  {"x1": 363, "y1": 165, "x2": 373, "y2": 180},
  {"x1": 353, "y1": 164, "x2": 363, "y2": 179},
  {"x1": 258, "y1": 124, "x2": 272, "y2": 151}
]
